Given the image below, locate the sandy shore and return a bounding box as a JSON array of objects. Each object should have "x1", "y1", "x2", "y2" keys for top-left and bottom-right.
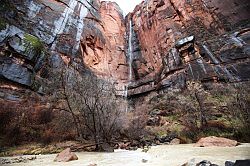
[{"x1": 1, "y1": 144, "x2": 250, "y2": 166}]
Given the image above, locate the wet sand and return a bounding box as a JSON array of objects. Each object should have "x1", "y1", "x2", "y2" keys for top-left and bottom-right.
[{"x1": 1, "y1": 144, "x2": 250, "y2": 166}]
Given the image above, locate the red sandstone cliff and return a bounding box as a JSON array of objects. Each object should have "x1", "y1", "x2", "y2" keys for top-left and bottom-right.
[
  {"x1": 125, "y1": 0, "x2": 250, "y2": 95},
  {"x1": 0, "y1": 0, "x2": 128, "y2": 100},
  {"x1": 81, "y1": 1, "x2": 127, "y2": 83},
  {"x1": 0, "y1": 0, "x2": 249, "y2": 97}
]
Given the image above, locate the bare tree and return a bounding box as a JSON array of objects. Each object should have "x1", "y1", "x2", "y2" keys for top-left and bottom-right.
[
  {"x1": 226, "y1": 83, "x2": 250, "y2": 141},
  {"x1": 186, "y1": 81, "x2": 208, "y2": 127},
  {"x1": 49, "y1": 64, "x2": 123, "y2": 150},
  {"x1": 46, "y1": 65, "x2": 83, "y2": 141}
]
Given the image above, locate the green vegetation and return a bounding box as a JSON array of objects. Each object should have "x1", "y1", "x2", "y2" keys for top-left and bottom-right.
[
  {"x1": 23, "y1": 33, "x2": 44, "y2": 55},
  {"x1": 145, "y1": 81, "x2": 250, "y2": 143}
]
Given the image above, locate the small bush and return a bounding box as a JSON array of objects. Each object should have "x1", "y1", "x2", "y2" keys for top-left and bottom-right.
[{"x1": 0, "y1": 96, "x2": 77, "y2": 146}]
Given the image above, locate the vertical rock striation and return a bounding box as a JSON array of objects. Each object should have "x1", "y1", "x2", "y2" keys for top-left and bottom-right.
[{"x1": 82, "y1": 1, "x2": 127, "y2": 83}]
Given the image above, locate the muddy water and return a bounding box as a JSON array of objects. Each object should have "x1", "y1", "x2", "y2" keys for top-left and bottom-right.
[{"x1": 1, "y1": 144, "x2": 250, "y2": 166}]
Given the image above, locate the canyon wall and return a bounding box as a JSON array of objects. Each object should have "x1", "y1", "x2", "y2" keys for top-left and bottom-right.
[
  {"x1": 0, "y1": 0, "x2": 250, "y2": 101},
  {"x1": 126, "y1": 0, "x2": 250, "y2": 96},
  {"x1": 0, "y1": 0, "x2": 128, "y2": 104}
]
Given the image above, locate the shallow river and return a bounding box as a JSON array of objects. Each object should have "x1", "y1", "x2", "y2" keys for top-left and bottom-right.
[{"x1": 1, "y1": 144, "x2": 250, "y2": 166}]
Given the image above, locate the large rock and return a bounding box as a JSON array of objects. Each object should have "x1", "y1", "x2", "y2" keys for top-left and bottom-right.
[
  {"x1": 225, "y1": 161, "x2": 235, "y2": 166},
  {"x1": 196, "y1": 160, "x2": 218, "y2": 166},
  {"x1": 195, "y1": 136, "x2": 238, "y2": 147},
  {"x1": 156, "y1": 133, "x2": 177, "y2": 144},
  {"x1": 54, "y1": 148, "x2": 78, "y2": 162},
  {"x1": 225, "y1": 160, "x2": 250, "y2": 166},
  {"x1": 234, "y1": 160, "x2": 250, "y2": 166},
  {"x1": 147, "y1": 116, "x2": 161, "y2": 126},
  {"x1": 170, "y1": 138, "x2": 181, "y2": 145},
  {"x1": 182, "y1": 160, "x2": 220, "y2": 166}
]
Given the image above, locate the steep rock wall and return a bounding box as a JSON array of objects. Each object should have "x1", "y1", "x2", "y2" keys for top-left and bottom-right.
[
  {"x1": 82, "y1": 1, "x2": 127, "y2": 82},
  {"x1": 126, "y1": 0, "x2": 250, "y2": 96},
  {"x1": 0, "y1": 0, "x2": 128, "y2": 102}
]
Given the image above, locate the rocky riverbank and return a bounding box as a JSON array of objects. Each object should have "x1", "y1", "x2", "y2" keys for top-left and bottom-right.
[{"x1": 1, "y1": 144, "x2": 250, "y2": 166}]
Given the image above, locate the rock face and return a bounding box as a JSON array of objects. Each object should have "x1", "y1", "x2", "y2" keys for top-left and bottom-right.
[
  {"x1": 0, "y1": 0, "x2": 129, "y2": 144},
  {"x1": 0, "y1": 0, "x2": 250, "y2": 98},
  {"x1": 81, "y1": 1, "x2": 127, "y2": 83},
  {"x1": 195, "y1": 136, "x2": 238, "y2": 147},
  {"x1": 0, "y1": 0, "x2": 128, "y2": 102},
  {"x1": 125, "y1": 0, "x2": 250, "y2": 96},
  {"x1": 54, "y1": 148, "x2": 78, "y2": 162}
]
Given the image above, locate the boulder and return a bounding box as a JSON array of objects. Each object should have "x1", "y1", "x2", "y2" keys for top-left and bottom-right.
[
  {"x1": 157, "y1": 133, "x2": 177, "y2": 144},
  {"x1": 182, "y1": 160, "x2": 219, "y2": 166},
  {"x1": 234, "y1": 160, "x2": 250, "y2": 166},
  {"x1": 196, "y1": 160, "x2": 218, "y2": 166},
  {"x1": 170, "y1": 138, "x2": 181, "y2": 145},
  {"x1": 54, "y1": 148, "x2": 78, "y2": 162},
  {"x1": 225, "y1": 160, "x2": 250, "y2": 166},
  {"x1": 225, "y1": 161, "x2": 235, "y2": 166},
  {"x1": 195, "y1": 136, "x2": 238, "y2": 147}
]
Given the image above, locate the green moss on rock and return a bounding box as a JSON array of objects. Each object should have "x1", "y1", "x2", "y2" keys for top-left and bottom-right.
[
  {"x1": 22, "y1": 33, "x2": 45, "y2": 63},
  {"x1": 24, "y1": 34, "x2": 44, "y2": 53}
]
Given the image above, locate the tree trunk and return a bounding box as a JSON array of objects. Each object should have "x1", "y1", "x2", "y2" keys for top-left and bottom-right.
[{"x1": 195, "y1": 92, "x2": 207, "y2": 127}]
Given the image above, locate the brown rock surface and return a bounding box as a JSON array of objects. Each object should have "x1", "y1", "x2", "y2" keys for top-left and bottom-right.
[
  {"x1": 170, "y1": 138, "x2": 181, "y2": 145},
  {"x1": 195, "y1": 136, "x2": 238, "y2": 147},
  {"x1": 81, "y1": 1, "x2": 127, "y2": 83},
  {"x1": 0, "y1": 0, "x2": 128, "y2": 95},
  {"x1": 54, "y1": 148, "x2": 78, "y2": 162},
  {"x1": 125, "y1": 0, "x2": 250, "y2": 96},
  {"x1": 0, "y1": 0, "x2": 249, "y2": 97}
]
